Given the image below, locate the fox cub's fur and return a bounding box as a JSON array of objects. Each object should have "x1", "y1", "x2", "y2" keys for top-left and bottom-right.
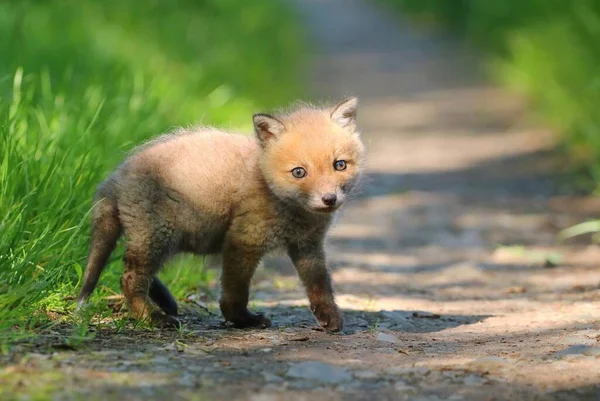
[{"x1": 76, "y1": 97, "x2": 365, "y2": 332}]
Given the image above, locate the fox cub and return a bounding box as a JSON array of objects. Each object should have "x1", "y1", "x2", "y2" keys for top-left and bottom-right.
[{"x1": 76, "y1": 97, "x2": 365, "y2": 332}]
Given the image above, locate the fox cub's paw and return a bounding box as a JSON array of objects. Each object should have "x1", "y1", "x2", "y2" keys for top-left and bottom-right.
[
  {"x1": 229, "y1": 311, "x2": 272, "y2": 329},
  {"x1": 150, "y1": 311, "x2": 181, "y2": 329},
  {"x1": 311, "y1": 302, "x2": 343, "y2": 332}
]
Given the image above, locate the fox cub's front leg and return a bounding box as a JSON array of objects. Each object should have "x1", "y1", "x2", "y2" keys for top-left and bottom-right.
[
  {"x1": 288, "y1": 241, "x2": 343, "y2": 332},
  {"x1": 219, "y1": 241, "x2": 271, "y2": 329}
]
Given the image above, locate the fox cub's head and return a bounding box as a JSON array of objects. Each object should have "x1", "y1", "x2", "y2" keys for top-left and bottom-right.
[{"x1": 254, "y1": 97, "x2": 365, "y2": 214}]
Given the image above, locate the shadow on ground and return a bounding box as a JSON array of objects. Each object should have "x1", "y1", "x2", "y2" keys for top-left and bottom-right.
[{"x1": 356, "y1": 148, "x2": 574, "y2": 204}]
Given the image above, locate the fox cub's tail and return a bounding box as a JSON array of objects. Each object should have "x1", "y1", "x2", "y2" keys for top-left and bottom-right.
[{"x1": 76, "y1": 194, "x2": 122, "y2": 309}]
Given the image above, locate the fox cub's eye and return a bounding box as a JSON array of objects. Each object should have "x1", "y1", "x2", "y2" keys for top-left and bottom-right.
[
  {"x1": 291, "y1": 167, "x2": 307, "y2": 178},
  {"x1": 334, "y1": 160, "x2": 347, "y2": 171}
]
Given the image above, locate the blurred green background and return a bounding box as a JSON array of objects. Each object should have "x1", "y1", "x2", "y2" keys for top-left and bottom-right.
[
  {"x1": 0, "y1": 0, "x2": 304, "y2": 341},
  {"x1": 384, "y1": 0, "x2": 600, "y2": 188}
]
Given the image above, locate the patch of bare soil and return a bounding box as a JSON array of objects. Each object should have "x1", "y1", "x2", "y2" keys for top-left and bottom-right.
[{"x1": 4, "y1": 0, "x2": 600, "y2": 400}]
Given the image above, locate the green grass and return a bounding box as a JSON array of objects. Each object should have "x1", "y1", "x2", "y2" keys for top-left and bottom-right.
[
  {"x1": 0, "y1": 0, "x2": 305, "y2": 344},
  {"x1": 381, "y1": 0, "x2": 600, "y2": 191}
]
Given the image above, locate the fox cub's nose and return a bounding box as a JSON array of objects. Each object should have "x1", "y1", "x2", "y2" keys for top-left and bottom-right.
[{"x1": 322, "y1": 193, "x2": 337, "y2": 206}]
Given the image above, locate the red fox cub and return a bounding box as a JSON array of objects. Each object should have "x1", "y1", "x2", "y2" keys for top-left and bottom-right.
[{"x1": 76, "y1": 97, "x2": 365, "y2": 332}]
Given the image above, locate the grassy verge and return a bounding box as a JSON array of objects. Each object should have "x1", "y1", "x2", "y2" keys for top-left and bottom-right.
[
  {"x1": 380, "y1": 0, "x2": 600, "y2": 190},
  {"x1": 0, "y1": 0, "x2": 305, "y2": 344}
]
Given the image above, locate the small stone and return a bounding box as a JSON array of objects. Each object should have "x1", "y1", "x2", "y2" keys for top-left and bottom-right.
[
  {"x1": 286, "y1": 361, "x2": 352, "y2": 384},
  {"x1": 289, "y1": 335, "x2": 310, "y2": 342},
  {"x1": 393, "y1": 380, "x2": 415, "y2": 392},
  {"x1": 267, "y1": 335, "x2": 282, "y2": 346},
  {"x1": 387, "y1": 366, "x2": 429, "y2": 376},
  {"x1": 352, "y1": 317, "x2": 369, "y2": 327},
  {"x1": 377, "y1": 332, "x2": 399, "y2": 344},
  {"x1": 466, "y1": 356, "x2": 509, "y2": 374},
  {"x1": 555, "y1": 345, "x2": 600, "y2": 358},
  {"x1": 290, "y1": 381, "x2": 320, "y2": 390},
  {"x1": 151, "y1": 356, "x2": 170, "y2": 365},
  {"x1": 354, "y1": 370, "x2": 379, "y2": 380},
  {"x1": 504, "y1": 286, "x2": 526, "y2": 294},
  {"x1": 178, "y1": 373, "x2": 198, "y2": 387},
  {"x1": 463, "y1": 374, "x2": 488, "y2": 386},
  {"x1": 260, "y1": 348, "x2": 273, "y2": 353},
  {"x1": 442, "y1": 371, "x2": 460, "y2": 379},
  {"x1": 412, "y1": 311, "x2": 440, "y2": 319},
  {"x1": 250, "y1": 394, "x2": 280, "y2": 401},
  {"x1": 234, "y1": 369, "x2": 250, "y2": 377},
  {"x1": 198, "y1": 377, "x2": 216, "y2": 387},
  {"x1": 381, "y1": 311, "x2": 410, "y2": 321},
  {"x1": 262, "y1": 372, "x2": 283, "y2": 383}
]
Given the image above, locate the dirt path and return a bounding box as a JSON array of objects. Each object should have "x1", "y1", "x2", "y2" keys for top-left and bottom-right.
[{"x1": 5, "y1": 1, "x2": 600, "y2": 400}]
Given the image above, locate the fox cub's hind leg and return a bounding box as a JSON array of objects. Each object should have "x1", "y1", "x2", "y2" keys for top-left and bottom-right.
[
  {"x1": 149, "y1": 277, "x2": 178, "y2": 316},
  {"x1": 288, "y1": 242, "x2": 343, "y2": 332},
  {"x1": 219, "y1": 242, "x2": 271, "y2": 329},
  {"x1": 121, "y1": 248, "x2": 179, "y2": 328}
]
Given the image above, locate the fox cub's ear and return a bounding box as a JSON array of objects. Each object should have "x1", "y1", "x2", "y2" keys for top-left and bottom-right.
[
  {"x1": 253, "y1": 113, "x2": 286, "y2": 146},
  {"x1": 330, "y1": 96, "x2": 358, "y2": 131}
]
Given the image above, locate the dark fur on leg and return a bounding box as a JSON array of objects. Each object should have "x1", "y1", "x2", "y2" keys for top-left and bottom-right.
[
  {"x1": 149, "y1": 277, "x2": 178, "y2": 316},
  {"x1": 288, "y1": 241, "x2": 343, "y2": 332},
  {"x1": 219, "y1": 242, "x2": 271, "y2": 329},
  {"x1": 121, "y1": 249, "x2": 180, "y2": 328}
]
